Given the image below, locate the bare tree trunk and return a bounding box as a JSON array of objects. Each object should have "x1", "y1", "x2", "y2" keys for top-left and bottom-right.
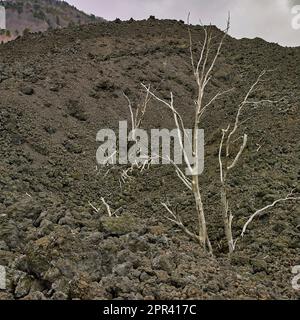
[
  {"x1": 192, "y1": 175, "x2": 206, "y2": 245},
  {"x1": 220, "y1": 183, "x2": 234, "y2": 253},
  {"x1": 219, "y1": 127, "x2": 235, "y2": 254},
  {"x1": 143, "y1": 17, "x2": 230, "y2": 255},
  {"x1": 192, "y1": 117, "x2": 211, "y2": 252}
]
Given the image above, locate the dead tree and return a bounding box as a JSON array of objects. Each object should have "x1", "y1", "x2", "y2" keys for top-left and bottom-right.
[
  {"x1": 142, "y1": 16, "x2": 231, "y2": 254},
  {"x1": 218, "y1": 71, "x2": 267, "y2": 253},
  {"x1": 98, "y1": 16, "x2": 300, "y2": 255},
  {"x1": 218, "y1": 71, "x2": 300, "y2": 253},
  {"x1": 92, "y1": 88, "x2": 152, "y2": 211},
  {"x1": 141, "y1": 17, "x2": 300, "y2": 255}
]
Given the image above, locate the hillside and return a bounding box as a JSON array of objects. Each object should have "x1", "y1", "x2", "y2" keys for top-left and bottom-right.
[
  {"x1": 0, "y1": 0, "x2": 104, "y2": 42},
  {"x1": 0, "y1": 18, "x2": 299, "y2": 300}
]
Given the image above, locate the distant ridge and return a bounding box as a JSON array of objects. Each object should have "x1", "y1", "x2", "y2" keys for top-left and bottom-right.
[{"x1": 0, "y1": 0, "x2": 104, "y2": 42}]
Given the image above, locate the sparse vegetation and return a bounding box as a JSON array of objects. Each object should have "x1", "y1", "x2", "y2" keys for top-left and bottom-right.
[{"x1": 0, "y1": 16, "x2": 299, "y2": 300}]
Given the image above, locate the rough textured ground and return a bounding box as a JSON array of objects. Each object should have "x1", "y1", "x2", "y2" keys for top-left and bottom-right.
[{"x1": 0, "y1": 18, "x2": 299, "y2": 300}]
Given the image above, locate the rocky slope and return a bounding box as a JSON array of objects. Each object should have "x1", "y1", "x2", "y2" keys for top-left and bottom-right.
[
  {"x1": 0, "y1": 0, "x2": 104, "y2": 42},
  {"x1": 0, "y1": 18, "x2": 299, "y2": 300}
]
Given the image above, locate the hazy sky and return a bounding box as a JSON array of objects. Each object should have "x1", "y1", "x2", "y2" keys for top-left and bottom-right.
[{"x1": 66, "y1": 0, "x2": 300, "y2": 47}]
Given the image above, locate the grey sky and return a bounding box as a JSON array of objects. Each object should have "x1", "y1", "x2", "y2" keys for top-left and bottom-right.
[{"x1": 67, "y1": 0, "x2": 300, "y2": 47}]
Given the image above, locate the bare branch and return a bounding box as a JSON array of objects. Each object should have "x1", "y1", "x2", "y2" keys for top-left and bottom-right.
[
  {"x1": 123, "y1": 92, "x2": 135, "y2": 134},
  {"x1": 199, "y1": 88, "x2": 234, "y2": 121},
  {"x1": 89, "y1": 201, "x2": 99, "y2": 213},
  {"x1": 187, "y1": 12, "x2": 196, "y2": 75},
  {"x1": 244, "y1": 99, "x2": 278, "y2": 106},
  {"x1": 90, "y1": 197, "x2": 122, "y2": 217},
  {"x1": 241, "y1": 193, "x2": 300, "y2": 237},
  {"x1": 162, "y1": 202, "x2": 199, "y2": 242},
  {"x1": 141, "y1": 84, "x2": 193, "y2": 174},
  {"x1": 196, "y1": 27, "x2": 208, "y2": 80},
  {"x1": 226, "y1": 70, "x2": 266, "y2": 157},
  {"x1": 175, "y1": 168, "x2": 192, "y2": 190},
  {"x1": 227, "y1": 133, "x2": 248, "y2": 171},
  {"x1": 163, "y1": 156, "x2": 192, "y2": 190},
  {"x1": 123, "y1": 85, "x2": 151, "y2": 141},
  {"x1": 202, "y1": 15, "x2": 230, "y2": 89},
  {"x1": 101, "y1": 197, "x2": 114, "y2": 217},
  {"x1": 219, "y1": 125, "x2": 230, "y2": 184},
  {"x1": 136, "y1": 84, "x2": 151, "y2": 129}
]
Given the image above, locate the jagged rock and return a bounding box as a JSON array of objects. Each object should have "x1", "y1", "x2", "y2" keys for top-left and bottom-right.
[
  {"x1": 20, "y1": 86, "x2": 34, "y2": 95},
  {"x1": 15, "y1": 275, "x2": 32, "y2": 298}
]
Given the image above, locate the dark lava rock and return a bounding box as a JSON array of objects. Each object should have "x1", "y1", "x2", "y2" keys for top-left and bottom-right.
[
  {"x1": 251, "y1": 259, "x2": 268, "y2": 273},
  {"x1": 14, "y1": 275, "x2": 33, "y2": 298},
  {"x1": 152, "y1": 254, "x2": 176, "y2": 274},
  {"x1": 66, "y1": 99, "x2": 88, "y2": 121},
  {"x1": 20, "y1": 86, "x2": 34, "y2": 95}
]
